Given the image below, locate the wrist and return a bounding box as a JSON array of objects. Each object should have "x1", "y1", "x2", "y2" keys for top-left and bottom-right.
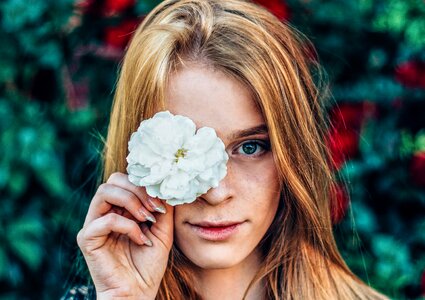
[{"x1": 96, "y1": 292, "x2": 156, "y2": 300}]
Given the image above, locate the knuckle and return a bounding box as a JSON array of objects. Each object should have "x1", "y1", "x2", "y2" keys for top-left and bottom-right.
[
  {"x1": 104, "y1": 213, "x2": 119, "y2": 226},
  {"x1": 107, "y1": 172, "x2": 123, "y2": 183},
  {"x1": 92, "y1": 184, "x2": 110, "y2": 205},
  {"x1": 96, "y1": 183, "x2": 109, "y2": 195},
  {"x1": 76, "y1": 228, "x2": 85, "y2": 247}
]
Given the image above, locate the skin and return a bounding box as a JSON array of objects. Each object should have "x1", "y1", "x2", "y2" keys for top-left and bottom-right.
[
  {"x1": 167, "y1": 64, "x2": 282, "y2": 299},
  {"x1": 77, "y1": 64, "x2": 281, "y2": 300}
]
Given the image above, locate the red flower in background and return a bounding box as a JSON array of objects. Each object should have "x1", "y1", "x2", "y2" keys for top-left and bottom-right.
[
  {"x1": 75, "y1": 0, "x2": 135, "y2": 16},
  {"x1": 328, "y1": 129, "x2": 359, "y2": 170},
  {"x1": 395, "y1": 61, "x2": 425, "y2": 89},
  {"x1": 330, "y1": 183, "x2": 350, "y2": 224},
  {"x1": 254, "y1": 0, "x2": 290, "y2": 20},
  {"x1": 329, "y1": 102, "x2": 377, "y2": 129},
  {"x1": 421, "y1": 270, "x2": 425, "y2": 296},
  {"x1": 327, "y1": 102, "x2": 376, "y2": 170},
  {"x1": 104, "y1": 19, "x2": 140, "y2": 49},
  {"x1": 410, "y1": 152, "x2": 425, "y2": 187}
]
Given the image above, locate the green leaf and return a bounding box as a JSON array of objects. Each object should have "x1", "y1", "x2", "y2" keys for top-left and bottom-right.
[
  {"x1": 134, "y1": 0, "x2": 163, "y2": 15},
  {"x1": 414, "y1": 131, "x2": 425, "y2": 152},
  {"x1": 37, "y1": 42, "x2": 63, "y2": 68},
  {"x1": 7, "y1": 217, "x2": 44, "y2": 239},
  {"x1": 1, "y1": 0, "x2": 47, "y2": 32},
  {"x1": 8, "y1": 239, "x2": 43, "y2": 271},
  {"x1": 7, "y1": 170, "x2": 29, "y2": 197},
  {"x1": 332, "y1": 77, "x2": 404, "y2": 103},
  {"x1": 0, "y1": 162, "x2": 10, "y2": 189},
  {"x1": 351, "y1": 201, "x2": 378, "y2": 233},
  {"x1": 0, "y1": 62, "x2": 17, "y2": 83},
  {"x1": 372, "y1": 0, "x2": 408, "y2": 33},
  {"x1": 66, "y1": 107, "x2": 97, "y2": 129},
  {"x1": 36, "y1": 162, "x2": 70, "y2": 197},
  {"x1": 399, "y1": 131, "x2": 415, "y2": 157},
  {"x1": 7, "y1": 216, "x2": 45, "y2": 271},
  {"x1": 0, "y1": 246, "x2": 8, "y2": 279},
  {"x1": 405, "y1": 17, "x2": 425, "y2": 48}
]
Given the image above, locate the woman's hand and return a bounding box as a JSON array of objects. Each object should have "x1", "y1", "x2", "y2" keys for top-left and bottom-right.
[{"x1": 76, "y1": 172, "x2": 173, "y2": 300}]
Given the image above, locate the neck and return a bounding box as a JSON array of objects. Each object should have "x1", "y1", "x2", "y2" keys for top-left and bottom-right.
[{"x1": 191, "y1": 250, "x2": 265, "y2": 300}]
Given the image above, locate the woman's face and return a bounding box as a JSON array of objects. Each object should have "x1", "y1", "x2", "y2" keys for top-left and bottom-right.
[{"x1": 166, "y1": 64, "x2": 281, "y2": 270}]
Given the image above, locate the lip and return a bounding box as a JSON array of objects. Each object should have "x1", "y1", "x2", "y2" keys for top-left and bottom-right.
[{"x1": 188, "y1": 221, "x2": 244, "y2": 241}]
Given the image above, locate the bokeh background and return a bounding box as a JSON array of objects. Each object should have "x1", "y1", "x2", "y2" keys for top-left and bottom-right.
[{"x1": 0, "y1": 0, "x2": 424, "y2": 299}]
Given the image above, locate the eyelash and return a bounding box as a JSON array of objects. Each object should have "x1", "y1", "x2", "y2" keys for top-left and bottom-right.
[{"x1": 235, "y1": 139, "x2": 270, "y2": 157}]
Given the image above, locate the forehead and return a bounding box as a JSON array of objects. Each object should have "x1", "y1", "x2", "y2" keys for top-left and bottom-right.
[{"x1": 164, "y1": 65, "x2": 265, "y2": 141}]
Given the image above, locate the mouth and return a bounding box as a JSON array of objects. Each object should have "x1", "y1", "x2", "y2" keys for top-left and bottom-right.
[{"x1": 188, "y1": 221, "x2": 245, "y2": 241}]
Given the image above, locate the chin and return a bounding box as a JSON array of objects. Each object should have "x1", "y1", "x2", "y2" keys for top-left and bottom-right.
[{"x1": 181, "y1": 242, "x2": 247, "y2": 270}]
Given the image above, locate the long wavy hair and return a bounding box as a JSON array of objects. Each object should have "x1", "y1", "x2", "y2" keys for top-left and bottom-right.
[{"x1": 102, "y1": 0, "x2": 387, "y2": 299}]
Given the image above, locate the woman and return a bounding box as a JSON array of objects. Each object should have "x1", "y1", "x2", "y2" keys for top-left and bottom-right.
[{"x1": 69, "y1": 0, "x2": 388, "y2": 299}]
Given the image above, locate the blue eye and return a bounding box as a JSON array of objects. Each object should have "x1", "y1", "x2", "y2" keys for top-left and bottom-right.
[{"x1": 237, "y1": 140, "x2": 269, "y2": 156}]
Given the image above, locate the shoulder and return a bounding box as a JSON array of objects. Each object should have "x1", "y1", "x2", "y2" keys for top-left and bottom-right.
[{"x1": 60, "y1": 284, "x2": 95, "y2": 300}]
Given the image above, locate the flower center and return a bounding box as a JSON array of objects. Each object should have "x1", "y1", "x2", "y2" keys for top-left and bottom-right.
[{"x1": 174, "y1": 148, "x2": 188, "y2": 163}]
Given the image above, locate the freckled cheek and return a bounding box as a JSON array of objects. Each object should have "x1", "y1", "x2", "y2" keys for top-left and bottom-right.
[{"x1": 232, "y1": 160, "x2": 281, "y2": 212}]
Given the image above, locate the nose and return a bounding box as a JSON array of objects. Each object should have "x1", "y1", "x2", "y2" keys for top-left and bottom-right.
[{"x1": 198, "y1": 162, "x2": 234, "y2": 206}]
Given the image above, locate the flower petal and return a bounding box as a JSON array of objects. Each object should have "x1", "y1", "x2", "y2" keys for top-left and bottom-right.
[{"x1": 126, "y1": 110, "x2": 229, "y2": 206}]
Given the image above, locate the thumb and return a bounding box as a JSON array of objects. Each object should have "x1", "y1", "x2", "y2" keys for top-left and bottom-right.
[{"x1": 150, "y1": 201, "x2": 174, "y2": 250}]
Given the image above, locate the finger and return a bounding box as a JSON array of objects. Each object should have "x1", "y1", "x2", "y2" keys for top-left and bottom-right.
[
  {"x1": 140, "y1": 222, "x2": 150, "y2": 235},
  {"x1": 77, "y1": 213, "x2": 153, "y2": 252},
  {"x1": 149, "y1": 202, "x2": 174, "y2": 250},
  {"x1": 107, "y1": 172, "x2": 167, "y2": 214},
  {"x1": 118, "y1": 208, "x2": 141, "y2": 225},
  {"x1": 84, "y1": 183, "x2": 157, "y2": 226}
]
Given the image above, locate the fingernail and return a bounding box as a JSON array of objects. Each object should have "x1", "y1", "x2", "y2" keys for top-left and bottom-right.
[
  {"x1": 148, "y1": 198, "x2": 167, "y2": 214},
  {"x1": 140, "y1": 234, "x2": 153, "y2": 247},
  {"x1": 154, "y1": 205, "x2": 167, "y2": 214},
  {"x1": 139, "y1": 209, "x2": 157, "y2": 223},
  {"x1": 146, "y1": 215, "x2": 157, "y2": 223}
]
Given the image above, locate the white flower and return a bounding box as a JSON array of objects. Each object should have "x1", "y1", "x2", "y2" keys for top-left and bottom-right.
[{"x1": 126, "y1": 111, "x2": 228, "y2": 206}]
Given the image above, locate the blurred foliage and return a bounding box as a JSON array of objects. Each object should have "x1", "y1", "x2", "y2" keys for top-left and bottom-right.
[
  {"x1": 0, "y1": 0, "x2": 424, "y2": 299},
  {"x1": 285, "y1": 0, "x2": 425, "y2": 298}
]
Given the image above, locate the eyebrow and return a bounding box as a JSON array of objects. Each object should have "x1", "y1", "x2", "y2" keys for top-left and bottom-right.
[{"x1": 228, "y1": 124, "x2": 269, "y2": 140}]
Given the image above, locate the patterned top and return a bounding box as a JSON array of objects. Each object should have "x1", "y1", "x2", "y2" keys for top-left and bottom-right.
[{"x1": 61, "y1": 285, "x2": 95, "y2": 300}]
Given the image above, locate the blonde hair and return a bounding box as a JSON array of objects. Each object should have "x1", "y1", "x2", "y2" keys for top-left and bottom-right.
[{"x1": 103, "y1": 0, "x2": 388, "y2": 299}]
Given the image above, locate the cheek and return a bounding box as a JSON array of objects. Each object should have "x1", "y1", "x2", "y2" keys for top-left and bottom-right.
[
  {"x1": 236, "y1": 156, "x2": 281, "y2": 202},
  {"x1": 173, "y1": 206, "x2": 187, "y2": 233},
  {"x1": 233, "y1": 158, "x2": 281, "y2": 231},
  {"x1": 173, "y1": 205, "x2": 195, "y2": 247}
]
